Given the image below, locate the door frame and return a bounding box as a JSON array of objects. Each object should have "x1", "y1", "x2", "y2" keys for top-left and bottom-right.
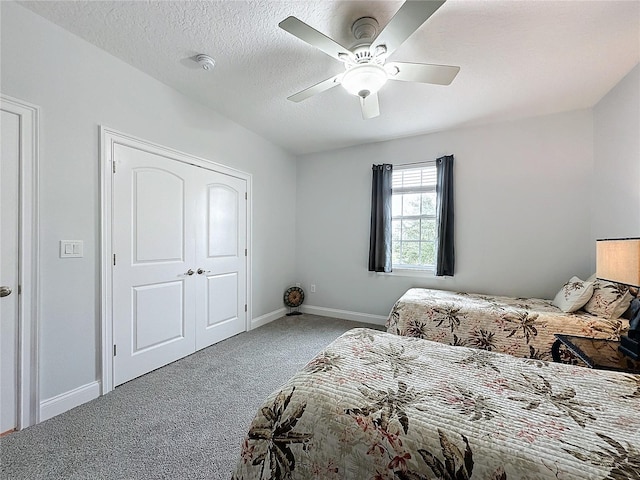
[
  {"x1": 1, "y1": 95, "x2": 40, "y2": 429},
  {"x1": 99, "y1": 127, "x2": 252, "y2": 394}
]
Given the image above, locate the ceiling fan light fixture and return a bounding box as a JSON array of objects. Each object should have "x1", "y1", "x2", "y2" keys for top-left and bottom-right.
[
  {"x1": 341, "y1": 64, "x2": 387, "y2": 97},
  {"x1": 386, "y1": 65, "x2": 400, "y2": 76},
  {"x1": 373, "y1": 45, "x2": 387, "y2": 58}
]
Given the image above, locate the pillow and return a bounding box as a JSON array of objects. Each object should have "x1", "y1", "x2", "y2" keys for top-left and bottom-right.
[
  {"x1": 552, "y1": 276, "x2": 595, "y2": 313},
  {"x1": 583, "y1": 280, "x2": 634, "y2": 319}
]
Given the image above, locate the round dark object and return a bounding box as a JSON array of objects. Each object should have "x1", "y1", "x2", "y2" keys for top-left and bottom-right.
[{"x1": 284, "y1": 286, "x2": 305, "y2": 308}]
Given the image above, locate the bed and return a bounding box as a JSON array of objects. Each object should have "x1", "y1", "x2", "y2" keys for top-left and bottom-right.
[
  {"x1": 232, "y1": 328, "x2": 639, "y2": 480},
  {"x1": 386, "y1": 288, "x2": 627, "y2": 360}
]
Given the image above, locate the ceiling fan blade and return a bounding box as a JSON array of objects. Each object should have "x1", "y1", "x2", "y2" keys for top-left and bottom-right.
[
  {"x1": 360, "y1": 93, "x2": 380, "y2": 119},
  {"x1": 370, "y1": 1, "x2": 446, "y2": 59},
  {"x1": 287, "y1": 74, "x2": 342, "y2": 103},
  {"x1": 386, "y1": 62, "x2": 459, "y2": 85},
  {"x1": 279, "y1": 16, "x2": 353, "y2": 62}
]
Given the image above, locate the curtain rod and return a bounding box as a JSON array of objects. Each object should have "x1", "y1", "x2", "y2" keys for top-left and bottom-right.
[{"x1": 394, "y1": 160, "x2": 436, "y2": 167}]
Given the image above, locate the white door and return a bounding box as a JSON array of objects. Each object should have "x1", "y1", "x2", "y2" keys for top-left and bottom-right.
[
  {"x1": 112, "y1": 145, "x2": 198, "y2": 386},
  {"x1": 0, "y1": 109, "x2": 20, "y2": 433},
  {"x1": 112, "y1": 144, "x2": 247, "y2": 386},
  {"x1": 194, "y1": 171, "x2": 246, "y2": 350}
]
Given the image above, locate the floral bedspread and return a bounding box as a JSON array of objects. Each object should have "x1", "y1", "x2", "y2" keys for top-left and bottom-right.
[
  {"x1": 232, "y1": 329, "x2": 639, "y2": 480},
  {"x1": 386, "y1": 288, "x2": 628, "y2": 360}
]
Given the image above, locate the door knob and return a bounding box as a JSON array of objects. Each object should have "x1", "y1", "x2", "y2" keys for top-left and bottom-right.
[
  {"x1": 186, "y1": 269, "x2": 195, "y2": 276},
  {"x1": 197, "y1": 269, "x2": 211, "y2": 275},
  {"x1": 0, "y1": 286, "x2": 12, "y2": 297}
]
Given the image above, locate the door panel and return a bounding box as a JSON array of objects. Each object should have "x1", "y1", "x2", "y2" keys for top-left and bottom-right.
[
  {"x1": 112, "y1": 145, "x2": 196, "y2": 386},
  {"x1": 205, "y1": 273, "x2": 238, "y2": 326},
  {"x1": 207, "y1": 185, "x2": 238, "y2": 257},
  {"x1": 196, "y1": 172, "x2": 246, "y2": 351},
  {"x1": 0, "y1": 109, "x2": 20, "y2": 432},
  {"x1": 132, "y1": 281, "x2": 185, "y2": 353},
  {"x1": 133, "y1": 169, "x2": 184, "y2": 263}
]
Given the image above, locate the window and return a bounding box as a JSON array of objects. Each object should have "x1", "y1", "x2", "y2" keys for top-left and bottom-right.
[{"x1": 391, "y1": 163, "x2": 437, "y2": 270}]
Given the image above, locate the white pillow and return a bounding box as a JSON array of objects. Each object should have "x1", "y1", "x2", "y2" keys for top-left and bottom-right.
[
  {"x1": 583, "y1": 280, "x2": 633, "y2": 319},
  {"x1": 552, "y1": 276, "x2": 595, "y2": 313}
]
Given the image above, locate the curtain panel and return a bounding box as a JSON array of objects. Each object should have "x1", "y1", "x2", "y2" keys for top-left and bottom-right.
[
  {"x1": 368, "y1": 164, "x2": 393, "y2": 273},
  {"x1": 435, "y1": 155, "x2": 455, "y2": 276}
]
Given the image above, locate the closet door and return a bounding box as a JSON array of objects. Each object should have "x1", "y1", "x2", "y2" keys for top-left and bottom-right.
[
  {"x1": 112, "y1": 144, "x2": 197, "y2": 386},
  {"x1": 194, "y1": 171, "x2": 247, "y2": 350}
]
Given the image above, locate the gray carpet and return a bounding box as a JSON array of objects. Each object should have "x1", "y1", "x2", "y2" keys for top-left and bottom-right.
[{"x1": 0, "y1": 315, "x2": 383, "y2": 479}]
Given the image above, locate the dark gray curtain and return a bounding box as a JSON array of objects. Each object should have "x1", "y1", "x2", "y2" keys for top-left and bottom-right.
[
  {"x1": 435, "y1": 155, "x2": 455, "y2": 276},
  {"x1": 368, "y1": 164, "x2": 393, "y2": 272}
]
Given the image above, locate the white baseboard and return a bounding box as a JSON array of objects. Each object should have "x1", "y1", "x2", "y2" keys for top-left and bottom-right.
[
  {"x1": 39, "y1": 380, "x2": 101, "y2": 422},
  {"x1": 251, "y1": 307, "x2": 287, "y2": 330},
  {"x1": 301, "y1": 305, "x2": 388, "y2": 326}
]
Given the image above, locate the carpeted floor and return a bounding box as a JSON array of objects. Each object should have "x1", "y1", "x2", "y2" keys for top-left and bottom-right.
[{"x1": 0, "y1": 315, "x2": 383, "y2": 479}]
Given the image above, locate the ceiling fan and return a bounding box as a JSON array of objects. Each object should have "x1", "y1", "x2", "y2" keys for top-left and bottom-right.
[{"x1": 279, "y1": 0, "x2": 460, "y2": 119}]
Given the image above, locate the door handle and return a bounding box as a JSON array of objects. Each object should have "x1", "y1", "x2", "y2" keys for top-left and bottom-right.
[
  {"x1": 0, "y1": 286, "x2": 12, "y2": 297},
  {"x1": 185, "y1": 269, "x2": 195, "y2": 276},
  {"x1": 197, "y1": 269, "x2": 211, "y2": 275}
]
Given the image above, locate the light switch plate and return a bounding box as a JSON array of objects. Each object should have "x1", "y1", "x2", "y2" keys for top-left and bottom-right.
[{"x1": 60, "y1": 240, "x2": 83, "y2": 258}]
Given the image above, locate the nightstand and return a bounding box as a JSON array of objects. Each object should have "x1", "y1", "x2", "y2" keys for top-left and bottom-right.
[{"x1": 552, "y1": 334, "x2": 640, "y2": 374}]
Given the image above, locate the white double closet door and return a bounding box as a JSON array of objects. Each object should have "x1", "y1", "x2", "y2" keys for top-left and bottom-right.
[{"x1": 112, "y1": 144, "x2": 246, "y2": 386}]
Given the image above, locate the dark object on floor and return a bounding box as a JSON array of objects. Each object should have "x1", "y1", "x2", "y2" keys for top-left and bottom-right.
[{"x1": 284, "y1": 286, "x2": 305, "y2": 315}]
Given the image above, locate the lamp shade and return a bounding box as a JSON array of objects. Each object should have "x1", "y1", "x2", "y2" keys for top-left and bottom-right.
[
  {"x1": 596, "y1": 238, "x2": 640, "y2": 287},
  {"x1": 341, "y1": 64, "x2": 388, "y2": 97}
]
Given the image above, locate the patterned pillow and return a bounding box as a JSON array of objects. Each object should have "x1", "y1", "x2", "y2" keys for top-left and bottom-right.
[
  {"x1": 552, "y1": 276, "x2": 595, "y2": 313},
  {"x1": 583, "y1": 280, "x2": 634, "y2": 319}
]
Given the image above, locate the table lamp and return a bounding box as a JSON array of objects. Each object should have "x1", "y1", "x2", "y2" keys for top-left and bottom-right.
[{"x1": 596, "y1": 238, "x2": 640, "y2": 359}]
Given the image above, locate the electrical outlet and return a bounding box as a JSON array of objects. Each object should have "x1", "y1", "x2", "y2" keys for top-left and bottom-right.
[{"x1": 310, "y1": 284, "x2": 316, "y2": 293}]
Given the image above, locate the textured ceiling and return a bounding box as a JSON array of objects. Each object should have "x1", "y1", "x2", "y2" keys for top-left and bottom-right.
[{"x1": 19, "y1": 0, "x2": 640, "y2": 155}]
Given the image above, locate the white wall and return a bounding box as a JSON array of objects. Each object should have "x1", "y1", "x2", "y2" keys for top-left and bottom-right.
[
  {"x1": 592, "y1": 63, "x2": 640, "y2": 243},
  {"x1": 1, "y1": 2, "x2": 297, "y2": 400},
  {"x1": 296, "y1": 110, "x2": 595, "y2": 317}
]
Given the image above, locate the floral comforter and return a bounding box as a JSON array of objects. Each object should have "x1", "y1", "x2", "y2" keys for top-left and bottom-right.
[
  {"x1": 232, "y1": 329, "x2": 639, "y2": 480},
  {"x1": 386, "y1": 288, "x2": 627, "y2": 360}
]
